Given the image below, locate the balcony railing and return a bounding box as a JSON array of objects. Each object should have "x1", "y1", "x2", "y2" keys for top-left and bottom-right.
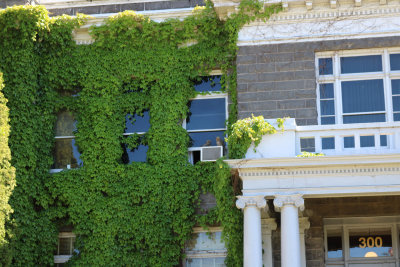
[{"x1": 245, "y1": 119, "x2": 400, "y2": 159}]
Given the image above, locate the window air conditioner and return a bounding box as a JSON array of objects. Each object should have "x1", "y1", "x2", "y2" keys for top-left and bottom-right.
[{"x1": 188, "y1": 146, "x2": 223, "y2": 164}]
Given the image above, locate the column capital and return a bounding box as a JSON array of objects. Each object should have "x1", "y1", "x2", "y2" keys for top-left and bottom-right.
[
  {"x1": 236, "y1": 195, "x2": 267, "y2": 210},
  {"x1": 273, "y1": 194, "x2": 304, "y2": 212}
]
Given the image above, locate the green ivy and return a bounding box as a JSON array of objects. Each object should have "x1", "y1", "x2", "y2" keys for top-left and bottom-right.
[{"x1": 0, "y1": 2, "x2": 281, "y2": 266}]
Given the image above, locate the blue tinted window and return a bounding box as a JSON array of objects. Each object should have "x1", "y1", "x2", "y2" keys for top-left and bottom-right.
[
  {"x1": 395, "y1": 113, "x2": 400, "y2": 121},
  {"x1": 189, "y1": 131, "x2": 225, "y2": 147},
  {"x1": 321, "y1": 116, "x2": 335, "y2": 125},
  {"x1": 380, "y1": 135, "x2": 388, "y2": 147},
  {"x1": 320, "y1": 84, "x2": 334, "y2": 99},
  {"x1": 392, "y1": 80, "x2": 400, "y2": 95},
  {"x1": 123, "y1": 144, "x2": 148, "y2": 163},
  {"x1": 341, "y1": 55, "x2": 382, "y2": 73},
  {"x1": 321, "y1": 100, "x2": 335, "y2": 116},
  {"x1": 319, "y1": 58, "x2": 333, "y2": 75},
  {"x1": 322, "y1": 137, "x2": 335, "y2": 150},
  {"x1": 343, "y1": 114, "x2": 386, "y2": 124},
  {"x1": 360, "y1": 135, "x2": 375, "y2": 147},
  {"x1": 300, "y1": 138, "x2": 315, "y2": 152},
  {"x1": 344, "y1": 136, "x2": 355, "y2": 148},
  {"x1": 390, "y1": 54, "x2": 400, "y2": 71},
  {"x1": 186, "y1": 98, "x2": 226, "y2": 130},
  {"x1": 341, "y1": 80, "x2": 385, "y2": 113},
  {"x1": 393, "y1": 96, "x2": 400, "y2": 112},
  {"x1": 125, "y1": 111, "x2": 150, "y2": 133},
  {"x1": 194, "y1": 76, "x2": 222, "y2": 92}
]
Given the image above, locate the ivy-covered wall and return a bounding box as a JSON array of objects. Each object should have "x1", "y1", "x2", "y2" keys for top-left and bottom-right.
[{"x1": 0, "y1": 3, "x2": 280, "y2": 266}]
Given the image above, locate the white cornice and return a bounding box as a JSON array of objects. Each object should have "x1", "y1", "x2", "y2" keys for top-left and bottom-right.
[{"x1": 225, "y1": 153, "x2": 400, "y2": 169}]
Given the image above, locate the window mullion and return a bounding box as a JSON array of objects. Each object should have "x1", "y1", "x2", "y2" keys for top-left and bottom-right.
[
  {"x1": 334, "y1": 53, "x2": 343, "y2": 124},
  {"x1": 384, "y1": 49, "x2": 393, "y2": 122}
]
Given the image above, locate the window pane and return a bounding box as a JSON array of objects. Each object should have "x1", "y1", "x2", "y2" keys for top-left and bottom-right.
[
  {"x1": 52, "y1": 139, "x2": 82, "y2": 169},
  {"x1": 194, "y1": 75, "x2": 222, "y2": 92},
  {"x1": 320, "y1": 83, "x2": 334, "y2": 99},
  {"x1": 321, "y1": 100, "x2": 335, "y2": 116},
  {"x1": 341, "y1": 79, "x2": 385, "y2": 113},
  {"x1": 394, "y1": 113, "x2": 400, "y2": 121},
  {"x1": 343, "y1": 114, "x2": 386, "y2": 124},
  {"x1": 341, "y1": 55, "x2": 382, "y2": 73},
  {"x1": 322, "y1": 137, "x2": 335, "y2": 150},
  {"x1": 344, "y1": 136, "x2": 355, "y2": 148},
  {"x1": 393, "y1": 96, "x2": 400, "y2": 112},
  {"x1": 327, "y1": 229, "x2": 343, "y2": 259},
  {"x1": 349, "y1": 228, "x2": 392, "y2": 258},
  {"x1": 300, "y1": 138, "x2": 315, "y2": 152},
  {"x1": 319, "y1": 58, "x2": 333, "y2": 75},
  {"x1": 380, "y1": 135, "x2": 388, "y2": 147},
  {"x1": 392, "y1": 80, "x2": 400, "y2": 95},
  {"x1": 390, "y1": 54, "x2": 400, "y2": 71},
  {"x1": 125, "y1": 111, "x2": 150, "y2": 133},
  {"x1": 360, "y1": 135, "x2": 375, "y2": 147},
  {"x1": 55, "y1": 110, "x2": 76, "y2": 136},
  {"x1": 187, "y1": 99, "x2": 226, "y2": 130},
  {"x1": 122, "y1": 144, "x2": 148, "y2": 163},
  {"x1": 189, "y1": 131, "x2": 225, "y2": 147},
  {"x1": 58, "y1": 237, "x2": 74, "y2": 255},
  {"x1": 321, "y1": 116, "x2": 335, "y2": 125}
]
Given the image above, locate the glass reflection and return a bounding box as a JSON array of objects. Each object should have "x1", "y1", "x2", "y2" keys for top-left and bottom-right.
[
  {"x1": 186, "y1": 99, "x2": 226, "y2": 131},
  {"x1": 349, "y1": 229, "x2": 392, "y2": 258},
  {"x1": 322, "y1": 137, "x2": 335, "y2": 150},
  {"x1": 319, "y1": 58, "x2": 333, "y2": 75},
  {"x1": 189, "y1": 131, "x2": 225, "y2": 148},
  {"x1": 194, "y1": 75, "x2": 222, "y2": 92},
  {"x1": 56, "y1": 110, "x2": 76, "y2": 136},
  {"x1": 122, "y1": 144, "x2": 148, "y2": 163},
  {"x1": 341, "y1": 55, "x2": 382, "y2": 74},
  {"x1": 125, "y1": 111, "x2": 150, "y2": 133},
  {"x1": 390, "y1": 54, "x2": 400, "y2": 71},
  {"x1": 52, "y1": 138, "x2": 82, "y2": 169},
  {"x1": 327, "y1": 230, "x2": 343, "y2": 259},
  {"x1": 360, "y1": 135, "x2": 375, "y2": 147}
]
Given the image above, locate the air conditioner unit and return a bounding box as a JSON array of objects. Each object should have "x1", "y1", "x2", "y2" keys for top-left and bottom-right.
[{"x1": 188, "y1": 146, "x2": 223, "y2": 164}]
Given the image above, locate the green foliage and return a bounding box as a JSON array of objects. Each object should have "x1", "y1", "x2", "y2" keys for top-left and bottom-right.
[
  {"x1": 226, "y1": 115, "x2": 284, "y2": 159},
  {"x1": 0, "y1": 73, "x2": 16, "y2": 266},
  {"x1": 0, "y1": 2, "x2": 281, "y2": 266}
]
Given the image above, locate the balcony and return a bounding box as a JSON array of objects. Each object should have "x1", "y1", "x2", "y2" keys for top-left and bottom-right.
[{"x1": 245, "y1": 118, "x2": 400, "y2": 159}]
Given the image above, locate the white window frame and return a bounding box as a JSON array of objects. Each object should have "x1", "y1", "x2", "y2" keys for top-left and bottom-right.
[
  {"x1": 54, "y1": 232, "x2": 76, "y2": 265},
  {"x1": 185, "y1": 71, "x2": 228, "y2": 163},
  {"x1": 324, "y1": 216, "x2": 400, "y2": 266},
  {"x1": 316, "y1": 48, "x2": 400, "y2": 125},
  {"x1": 183, "y1": 227, "x2": 227, "y2": 267}
]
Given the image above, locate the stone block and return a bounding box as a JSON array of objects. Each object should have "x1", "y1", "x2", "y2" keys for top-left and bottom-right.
[
  {"x1": 277, "y1": 99, "x2": 306, "y2": 110},
  {"x1": 100, "y1": 5, "x2": 120, "y2": 13},
  {"x1": 120, "y1": 3, "x2": 145, "y2": 11},
  {"x1": 237, "y1": 55, "x2": 257, "y2": 64},
  {"x1": 237, "y1": 73, "x2": 258, "y2": 83},
  {"x1": 248, "y1": 82, "x2": 275, "y2": 92},
  {"x1": 171, "y1": 0, "x2": 191, "y2": 9},
  {"x1": 145, "y1": 1, "x2": 171, "y2": 10}
]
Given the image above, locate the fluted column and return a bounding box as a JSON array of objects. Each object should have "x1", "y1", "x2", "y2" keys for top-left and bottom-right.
[
  {"x1": 273, "y1": 194, "x2": 304, "y2": 267},
  {"x1": 236, "y1": 196, "x2": 267, "y2": 267}
]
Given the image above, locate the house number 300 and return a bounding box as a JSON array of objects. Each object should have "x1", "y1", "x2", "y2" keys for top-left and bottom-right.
[{"x1": 359, "y1": 237, "x2": 383, "y2": 248}]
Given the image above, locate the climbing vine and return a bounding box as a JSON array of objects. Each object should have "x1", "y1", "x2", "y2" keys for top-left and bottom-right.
[{"x1": 0, "y1": 2, "x2": 281, "y2": 266}]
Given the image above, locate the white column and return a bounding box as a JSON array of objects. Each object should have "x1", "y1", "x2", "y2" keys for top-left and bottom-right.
[
  {"x1": 261, "y1": 218, "x2": 277, "y2": 267},
  {"x1": 299, "y1": 217, "x2": 310, "y2": 267},
  {"x1": 273, "y1": 194, "x2": 304, "y2": 267},
  {"x1": 236, "y1": 196, "x2": 267, "y2": 267}
]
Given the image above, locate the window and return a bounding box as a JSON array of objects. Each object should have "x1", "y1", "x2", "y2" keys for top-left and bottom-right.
[
  {"x1": 52, "y1": 110, "x2": 82, "y2": 171},
  {"x1": 324, "y1": 216, "x2": 400, "y2": 266},
  {"x1": 185, "y1": 75, "x2": 227, "y2": 164},
  {"x1": 184, "y1": 227, "x2": 227, "y2": 267},
  {"x1": 54, "y1": 232, "x2": 76, "y2": 267},
  {"x1": 317, "y1": 49, "x2": 400, "y2": 125},
  {"x1": 122, "y1": 111, "x2": 150, "y2": 163}
]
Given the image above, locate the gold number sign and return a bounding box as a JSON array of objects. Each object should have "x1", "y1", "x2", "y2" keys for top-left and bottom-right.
[{"x1": 358, "y1": 237, "x2": 383, "y2": 248}]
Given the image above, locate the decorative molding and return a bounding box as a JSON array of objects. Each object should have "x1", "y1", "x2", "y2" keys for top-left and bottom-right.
[
  {"x1": 273, "y1": 194, "x2": 305, "y2": 212},
  {"x1": 236, "y1": 195, "x2": 267, "y2": 210},
  {"x1": 239, "y1": 166, "x2": 400, "y2": 178}
]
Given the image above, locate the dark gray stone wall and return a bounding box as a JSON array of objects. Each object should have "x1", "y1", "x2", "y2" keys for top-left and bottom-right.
[
  {"x1": 46, "y1": 0, "x2": 204, "y2": 16},
  {"x1": 236, "y1": 36, "x2": 400, "y2": 126},
  {"x1": 0, "y1": 0, "x2": 27, "y2": 8}
]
